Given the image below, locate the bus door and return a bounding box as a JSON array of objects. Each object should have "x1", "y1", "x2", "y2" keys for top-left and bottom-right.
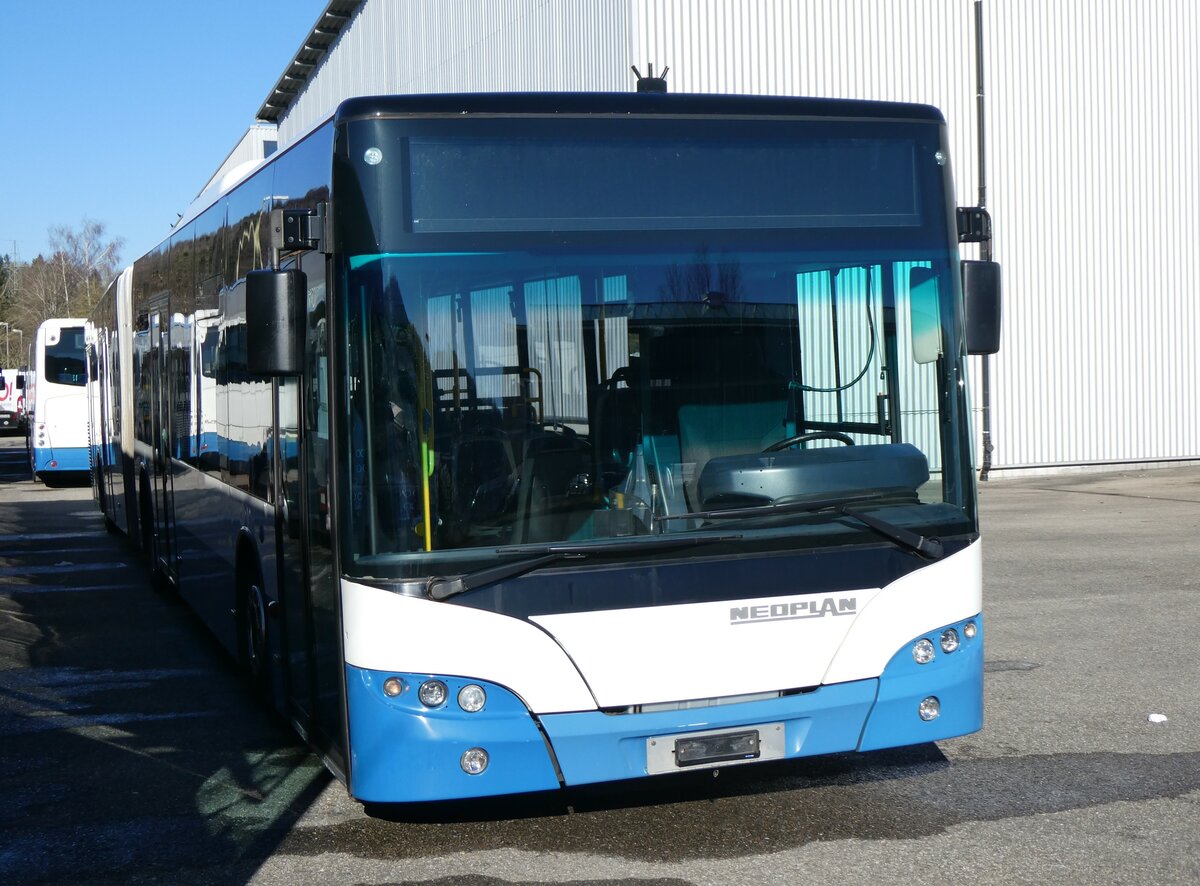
[
  {"x1": 276, "y1": 373, "x2": 310, "y2": 725},
  {"x1": 150, "y1": 311, "x2": 179, "y2": 584},
  {"x1": 275, "y1": 257, "x2": 345, "y2": 774},
  {"x1": 87, "y1": 340, "x2": 106, "y2": 499}
]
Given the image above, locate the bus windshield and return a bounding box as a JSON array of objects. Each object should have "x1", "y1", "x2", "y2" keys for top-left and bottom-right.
[
  {"x1": 45, "y1": 326, "x2": 88, "y2": 387},
  {"x1": 335, "y1": 117, "x2": 975, "y2": 578}
]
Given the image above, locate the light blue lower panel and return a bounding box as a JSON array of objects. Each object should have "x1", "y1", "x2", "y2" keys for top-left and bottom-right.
[
  {"x1": 33, "y1": 445, "x2": 89, "y2": 472},
  {"x1": 345, "y1": 667, "x2": 561, "y2": 803},
  {"x1": 541, "y1": 680, "x2": 879, "y2": 786}
]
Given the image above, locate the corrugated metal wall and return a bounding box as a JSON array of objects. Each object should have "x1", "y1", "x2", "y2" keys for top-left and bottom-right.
[
  {"x1": 983, "y1": 1, "x2": 1200, "y2": 468},
  {"x1": 277, "y1": 0, "x2": 633, "y2": 145},
  {"x1": 271, "y1": 0, "x2": 1200, "y2": 472}
]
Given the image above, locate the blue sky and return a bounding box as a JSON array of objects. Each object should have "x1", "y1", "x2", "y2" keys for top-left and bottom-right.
[{"x1": 0, "y1": 1, "x2": 328, "y2": 265}]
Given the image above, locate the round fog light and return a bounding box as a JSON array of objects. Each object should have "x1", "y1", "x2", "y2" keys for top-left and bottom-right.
[
  {"x1": 458, "y1": 684, "x2": 486, "y2": 713},
  {"x1": 963, "y1": 621, "x2": 978, "y2": 639},
  {"x1": 382, "y1": 677, "x2": 404, "y2": 698},
  {"x1": 912, "y1": 638, "x2": 935, "y2": 665},
  {"x1": 918, "y1": 696, "x2": 941, "y2": 721},
  {"x1": 939, "y1": 628, "x2": 960, "y2": 653},
  {"x1": 460, "y1": 747, "x2": 489, "y2": 775},
  {"x1": 418, "y1": 679, "x2": 448, "y2": 707}
]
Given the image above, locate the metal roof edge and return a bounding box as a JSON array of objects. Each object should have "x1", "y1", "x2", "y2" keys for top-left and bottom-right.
[{"x1": 256, "y1": 0, "x2": 364, "y2": 124}]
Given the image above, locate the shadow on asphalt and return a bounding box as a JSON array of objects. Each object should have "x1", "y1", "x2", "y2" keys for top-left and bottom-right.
[
  {"x1": 0, "y1": 435, "x2": 32, "y2": 484},
  {"x1": 305, "y1": 742, "x2": 1200, "y2": 865},
  {"x1": 34, "y1": 470, "x2": 91, "y2": 488},
  {"x1": 0, "y1": 494, "x2": 331, "y2": 885}
]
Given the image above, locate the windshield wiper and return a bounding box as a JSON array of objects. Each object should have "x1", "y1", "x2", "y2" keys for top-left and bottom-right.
[
  {"x1": 426, "y1": 533, "x2": 743, "y2": 601},
  {"x1": 839, "y1": 506, "x2": 944, "y2": 560},
  {"x1": 656, "y1": 493, "x2": 944, "y2": 560}
]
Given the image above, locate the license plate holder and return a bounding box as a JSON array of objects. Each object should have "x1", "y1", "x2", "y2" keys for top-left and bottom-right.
[
  {"x1": 676, "y1": 729, "x2": 760, "y2": 766},
  {"x1": 646, "y1": 722, "x2": 785, "y2": 774}
]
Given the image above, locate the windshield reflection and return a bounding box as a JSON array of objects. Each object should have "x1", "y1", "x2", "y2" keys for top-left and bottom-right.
[{"x1": 340, "y1": 248, "x2": 973, "y2": 574}]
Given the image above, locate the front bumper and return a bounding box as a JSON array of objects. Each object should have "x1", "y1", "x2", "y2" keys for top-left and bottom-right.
[{"x1": 345, "y1": 615, "x2": 983, "y2": 803}]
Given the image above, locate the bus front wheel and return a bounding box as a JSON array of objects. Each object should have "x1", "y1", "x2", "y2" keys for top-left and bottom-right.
[{"x1": 238, "y1": 568, "x2": 272, "y2": 700}]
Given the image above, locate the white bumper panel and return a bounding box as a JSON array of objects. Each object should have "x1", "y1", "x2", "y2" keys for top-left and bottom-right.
[
  {"x1": 530, "y1": 587, "x2": 876, "y2": 709},
  {"x1": 822, "y1": 540, "x2": 982, "y2": 684},
  {"x1": 531, "y1": 542, "x2": 981, "y2": 708},
  {"x1": 341, "y1": 579, "x2": 596, "y2": 713}
]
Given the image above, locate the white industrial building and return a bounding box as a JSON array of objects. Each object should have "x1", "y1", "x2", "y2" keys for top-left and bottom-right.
[{"x1": 207, "y1": 0, "x2": 1200, "y2": 477}]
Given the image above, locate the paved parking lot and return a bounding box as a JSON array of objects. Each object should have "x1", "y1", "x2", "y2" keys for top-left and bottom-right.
[{"x1": 2, "y1": 432, "x2": 1199, "y2": 885}]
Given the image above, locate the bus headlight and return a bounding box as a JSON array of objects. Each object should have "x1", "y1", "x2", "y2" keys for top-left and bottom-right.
[
  {"x1": 418, "y1": 679, "x2": 448, "y2": 707},
  {"x1": 918, "y1": 696, "x2": 941, "y2": 721},
  {"x1": 963, "y1": 621, "x2": 978, "y2": 639},
  {"x1": 382, "y1": 677, "x2": 405, "y2": 698},
  {"x1": 460, "y1": 747, "x2": 489, "y2": 775},
  {"x1": 912, "y1": 638, "x2": 935, "y2": 664},
  {"x1": 457, "y1": 684, "x2": 486, "y2": 713},
  {"x1": 939, "y1": 628, "x2": 960, "y2": 653}
]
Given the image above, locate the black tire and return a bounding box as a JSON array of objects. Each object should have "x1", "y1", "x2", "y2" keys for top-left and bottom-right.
[
  {"x1": 138, "y1": 481, "x2": 170, "y2": 593},
  {"x1": 139, "y1": 483, "x2": 154, "y2": 560},
  {"x1": 238, "y1": 565, "x2": 273, "y2": 700}
]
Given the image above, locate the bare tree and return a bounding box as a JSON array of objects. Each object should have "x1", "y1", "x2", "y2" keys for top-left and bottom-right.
[
  {"x1": 48, "y1": 220, "x2": 124, "y2": 316},
  {"x1": 0, "y1": 255, "x2": 14, "y2": 319},
  {"x1": 0, "y1": 220, "x2": 124, "y2": 337}
]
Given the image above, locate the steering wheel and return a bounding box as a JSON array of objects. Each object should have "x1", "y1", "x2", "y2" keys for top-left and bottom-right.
[
  {"x1": 541, "y1": 421, "x2": 577, "y2": 438},
  {"x1": 763, "y1": 431, "x2": 855, "y2": 452}
]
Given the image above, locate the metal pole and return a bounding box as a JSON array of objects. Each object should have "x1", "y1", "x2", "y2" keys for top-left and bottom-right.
[
  {"x1": 975, "y1": 0, "x2": 987, "y2": 213},
  {"x1": 974, "y1": 0, "x2": 996, "y2": 482}
]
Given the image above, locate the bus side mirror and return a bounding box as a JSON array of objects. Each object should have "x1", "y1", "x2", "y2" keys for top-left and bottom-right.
[
  {"x1": 246, "y1": 268, "x2": 305, "y2": 376},
  {"x1": 962, "y1": 260, "x2": 1002, "y2": 355}
]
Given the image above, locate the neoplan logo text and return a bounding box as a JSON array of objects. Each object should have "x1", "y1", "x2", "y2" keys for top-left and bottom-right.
[{"x1": 730, "y1": 596, "x2": 857, "y2": 625}]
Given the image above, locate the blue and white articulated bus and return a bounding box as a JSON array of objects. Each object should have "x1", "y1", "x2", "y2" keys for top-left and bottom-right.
[
  {"x1": 89, "y1": 90, "x2": 1001, "y2": 804},
  {"x1": 28, "y1": 318, "x2": 92, "y2": 480}
]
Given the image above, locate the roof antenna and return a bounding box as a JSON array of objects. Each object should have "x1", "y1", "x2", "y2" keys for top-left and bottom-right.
[{"x1": 631, "y1": 63, "x2": 669, "y2": 93}]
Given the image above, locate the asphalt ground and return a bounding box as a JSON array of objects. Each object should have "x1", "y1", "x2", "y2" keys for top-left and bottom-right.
[{"x1": 2, "y1": 431, "x2": 1198, "y2": 885}]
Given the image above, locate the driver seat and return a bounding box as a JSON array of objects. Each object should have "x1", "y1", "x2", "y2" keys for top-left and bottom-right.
[{"x1": 647, "y1": 329, "x2": 789, "y2": 510}]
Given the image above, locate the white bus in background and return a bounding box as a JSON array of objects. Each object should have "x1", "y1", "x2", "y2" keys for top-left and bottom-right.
[
  {"x1": 28, "y1": 318, "x2": 91, "y2": 482},
  {"x1": 0, "y1": 366, "x2": 25, "y2": 433}
]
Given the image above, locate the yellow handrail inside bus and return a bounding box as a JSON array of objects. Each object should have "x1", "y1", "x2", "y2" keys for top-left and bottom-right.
[{"x1": 418, "y1": 357, "x2": 434, "y2": 552}]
